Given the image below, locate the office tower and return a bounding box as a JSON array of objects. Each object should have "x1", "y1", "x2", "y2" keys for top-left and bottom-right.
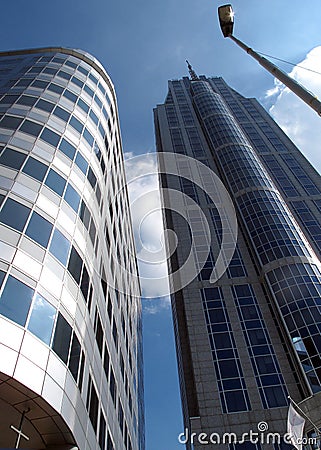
[
  {"x1": 0, "y1": 48, "x2": 144, "y2": 450},
  {"x1": 154, "y1": 69, "x2": 321, "y2": 448}
]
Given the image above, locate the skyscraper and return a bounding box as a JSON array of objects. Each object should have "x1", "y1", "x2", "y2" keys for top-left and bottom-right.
[
  {"x1": 0, "y1": 48, "x2": 144, "y2": 450},
  {"x1": 154, "y1": 69, "x2": 321, "y2": 448}
]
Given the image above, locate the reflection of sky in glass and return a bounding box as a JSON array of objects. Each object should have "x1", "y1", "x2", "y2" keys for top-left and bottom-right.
[
  {"x1": 28, "y1": 294, "x2": 56, "y2": 345},
  {"x1": 49, "y1": 228, "x2": 71, "y2": 266},
  {"x1": 0, "y1": 275, "x2": 34, "y2": 325}
]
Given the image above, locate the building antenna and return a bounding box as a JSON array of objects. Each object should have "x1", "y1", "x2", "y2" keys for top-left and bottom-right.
[{"x1": 186, "y1": 60, "x2": 199, "y2": 81}]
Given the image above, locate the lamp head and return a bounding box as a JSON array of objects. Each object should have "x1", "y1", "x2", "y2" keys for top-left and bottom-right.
[{"x1": 218, "y1": 4, "x2": 234, "y2": 37}]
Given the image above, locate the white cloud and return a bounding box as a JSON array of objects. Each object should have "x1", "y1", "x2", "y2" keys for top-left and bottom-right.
[
  {"x1": 124, "y1": 152, "x2": 170, "y2": 302},
  {"x1": 267, "y1": 46, "x2": 321, "y2": 173}
]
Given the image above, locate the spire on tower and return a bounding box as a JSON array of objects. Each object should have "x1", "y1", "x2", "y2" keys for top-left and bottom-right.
[{"x1": 186, "y1": 60, "x2": 199, "y2": 81}]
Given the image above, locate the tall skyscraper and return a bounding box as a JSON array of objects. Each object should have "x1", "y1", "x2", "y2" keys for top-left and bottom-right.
[
  {"x1": 154, "y1": 69, "x2": 321, "y2": 448},
  {"x1": 0, "y1": 48, "x2": 144, "y2": 450}
]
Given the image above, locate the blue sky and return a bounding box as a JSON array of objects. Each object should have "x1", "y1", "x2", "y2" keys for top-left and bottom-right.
[{"x1": 1, "y1": 1, "x2": 321, "y2": 449}]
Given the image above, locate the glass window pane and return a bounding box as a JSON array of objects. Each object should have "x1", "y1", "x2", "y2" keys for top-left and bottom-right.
[
  {"x1": 0, "y1": 115, "x2": 23, "y2": 129},
  {"x1": 28, "y1": 294, "x2": 56, "y2": 345},
  {"x1": 22, "y1": 157, "x2": 48, "y2": 182},
  {"x1": 31, "y1": 80, "x2": 48, "y2": 89},
  {"x1": 45, "y1": 169, "x2": 66, "y2": 196},
  {"x1": 0, "y1": 270, "x2": 6, "y2": 289},
  {"x1": 49, "y1": 228, "x2": 70, "y2": 265},
  {"x1": 64, "y1": 184, "x2": 80, "y2": 212},
  {"x1": 71, "y1": 76, "x2": 83, "y2": 88},
  {"x1": 0, "y1": 275, "x2": 34, "y2": 326},
  {"x1": 53, "y1": 106, "x2": 70, "y2": 122},
  {"x1": 69, "y1": 116, "x2": 83, "y2": 133},
  {"x1": 83, "y1": 128, "x2": 94, "y2": 147},
  {"x1": 77, "y1": 98, "x2": 89, "y2": 114},
  {"x1": 59, "y1": 138, "x2": 76, "y2": 160},
  {"x1": 68, "y1": 246, "x2": 83, "y2": 284},
  {"x1": 68, "y1": 333, "x2": 81, "y2": 381},
  {"x1": 40, "y1": 127, "x2": 60, "y2": 147},
  {"x1": 0, "y1": 148, "x2": 27, "y2": 170},
  {"x1": 0, "y1": 94, "x2": 19, "y2": 105},
  {"x1": 16, "y1": 95, "x2": 37, "y2": 107},
  {"x1": 35, "y1": 99, "x2": 54, "y2": 113},
  {"x1": 52, "y1": 312, "x2": 72, "y2": 364},
  {"x1": 19, "y1": 119, "x2": 43, "y2": 137},
  {"x1": 0, "y1": 198, "x2": 30, "y2": 231},
  {"x1": 26, "y1": 211, "x2": 53, "y2": 247},
  {"x1": 47, "y1": 83, "x2": 64, "y2": 94},
  {"x1": 75, "y1": 152, "x2": 88, "y2": 175},
  {"x1": 63, "y1": 90, "x2": 77, "y2": 104}
]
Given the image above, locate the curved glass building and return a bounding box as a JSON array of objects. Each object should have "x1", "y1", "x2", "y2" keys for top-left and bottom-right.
[
  {"x1": 154, "y1": 72, "x2": 321, "y2": 449},
  {"x1": 0, "y1": 48, "x2": 144, "y2": 450}
]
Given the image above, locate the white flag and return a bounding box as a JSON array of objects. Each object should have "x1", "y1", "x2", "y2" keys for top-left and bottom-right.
[{"x1": 287, "y1": 402, "x2": 305, "y2": 450}]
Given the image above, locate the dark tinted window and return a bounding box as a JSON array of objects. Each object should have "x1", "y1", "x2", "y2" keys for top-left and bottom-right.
[
  {"x1": 69, "y1": 116, "x2": 83, "y2": 133},
  {"x1": 64, "y1": 184, "x2": 80, "y2": 212},
  {"x1": 47, "y1": 83, "x2": 64, "y2": 95},
  {"x1": 59, "y1": 138, "x2": 76, "y2": 160},
  {"x1": 25, "y1": 211, "x2": 53, "y2": 247},
  {"x1": 0, "y1": 198, "x2": 30, "y2": 231},
  {"x1": 52, "y1": 313, "x2": 72, "y2": 363},
  {"x1": 22, "y1": 157, "x2": 48, "y2": 181},
  {"x1": 31, "y1": 80, "x2": 48, "y2": 89},
  {"x1": 69, "y1": 333, "x2": 81, "y2": 381},
  {"x1": 40, "y1": 128, "x2": 60, "y2": 147},
  {"x1": 16, "y1": 95, "x2": 37, "y2": 107},
  {"x1": 0, "y1": 115, "x2": 23, "y2": 129},
  {"x1": 77, "y1": 98, "x2": 89, "y2": 114},
  {"x1": 53, "y1": 106, "x2": 70, "y2": 122},
  {"x1": 71, "y1": 76, "x2": 83, "y2": 88},
  {"x1": 20, "y1": 119, "x2": 43, "y2": 137},
  {"x1": 63, "y1": 90, "x2": 77, "y2": 104},
  {"x1": 0, "y1": 148, "x2": 27, "y2": 170},
  {"x1": 68, "y1": 246, "x2": 83, "y2": 283},
  {"x1": 0, "y1": 276, "x2": 34, "y2": 326},
  {"x1": 83, "y1": 128, "x2": 94, "y2": 147},
  {"x1": 75, "y1": 152, "x2": 88, "y2": 175},
  {"x1": 45, "y1": 169, "x2": 66, "y2": 196},
  {"x1": 49, "y1": 228, "x2": 70, "y2": 265},
  {"x1": 0, "y1": 94, "x2": 19, "y2": 105},
  {"x1": 57, "y1": 70, "x2": 71, "y2": 80},
  {"x1": 78, "y1": 66, "x2": 89, "y2": 76},
  {"x1": 35, "y1": 99, "x2": 55, "y2": 113},
  {"x1": 84, "y1": 85, "x2": 94, "y2": 98}
]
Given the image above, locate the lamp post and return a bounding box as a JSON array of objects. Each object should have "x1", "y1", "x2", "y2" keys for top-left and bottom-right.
[{"x1": 218, "y1": 4, "x2": 321, "y2": 116}]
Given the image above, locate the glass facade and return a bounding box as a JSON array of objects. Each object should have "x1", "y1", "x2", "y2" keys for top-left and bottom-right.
[
  {"x1": 0, "y1": 48, "x2": 144, "y2": 450},
  {"x1": 154, "y1": 74, "x2": 321, "y2": 449}
]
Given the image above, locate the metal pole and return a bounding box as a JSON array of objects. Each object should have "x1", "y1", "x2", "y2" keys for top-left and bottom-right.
[{"x1": 228, "y1": 34, "x2": 321, "y2": 116}]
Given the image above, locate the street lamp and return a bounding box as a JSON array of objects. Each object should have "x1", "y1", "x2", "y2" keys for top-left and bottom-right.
[{"x1": 218, "y1": 4, "x2": 321, "y2": 116}]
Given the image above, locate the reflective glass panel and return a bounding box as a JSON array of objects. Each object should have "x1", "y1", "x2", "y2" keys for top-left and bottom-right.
[
  {"x1": 28, "y1": 293, "x2": 56, "y2": 345},
  {"x1": 49, "y1": 228, "x2": 70, "y2": 265},
  {"x1": 26, "y1": 211, "x2": 53, "y2": 247},
  {"x1": 0, "y1": 198, "x2": 30, "y2": 231},
  {"x1": 0, "y1": 275, "x2": 34, "y2": 326}
]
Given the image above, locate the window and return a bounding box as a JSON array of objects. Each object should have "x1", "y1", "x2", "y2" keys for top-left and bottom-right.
[
  {"x1": 63, "y1": 89, "x2": 77, "y2": 104},
  {"x1": 59, "y1": 138, "x2": 76, "y2": 160},
  {"x1": 0, "y1": 275, "x2": 34, "y2": 326},
  {"x1": 0, "y1": 148, "x2": 27, "y2": 170},
  {"x1": 47, "y1": 83, "x2": 64, "y2": 95},
  {"x1": 0, "y1": 115, "x2": 23, "y2": 129},
  {"x1": 99, "y1": 413, "x2": 107, "y2": 450},
  {"x1": 95, "y1": 311, "x2": 104, "y2": 356},
  {"x1": 49, "y1": 228, "x2": 70, "y2": 265},
  {"x1": 83, "y1": 128, "x2": 94, "y2": 147},
  {"x1": 17, "y1": 95, "x2": 37, "y2": 107},
  {"x1": 71, "y1": 76, "x2": 83, "y2": 88},
  {"x1": 45, "y1": 169, "x2": 66, "y2": 196},
  {"x1": 75, "y1": 152, "x2": 88, "y2": 175},
  {"x1": 87, "y1": 377, "x2": 99, "y2": 431},
  {"x1": 69, "y1": 333, "x2": 81, "y2": 381},
  {"x1": 53, "y1": 106, "x2": 70, "y2": 122},
  {"x1": 0, "y1": 198, "x2": 30, "y2": 231},
  {"x1": 28, "y1": 294, "x2": 56, "y2": 345},
  {"x1": 52, "y1": 312, "x2": 72, "y2": 363},
  {"x1": 84, "y1": 85, "x2": 94, "y2": 98},
  {"x1": 77, "y1": 98, "x2": 89, "y2": 113},
  {"x1": 64, "y1": 184, "x2": 80, "y2": 212},
  {"x1": 22, "y1": 157, "x2": 48, "y2": 182},
  {"x1": 19, "y1": 119, "x2": 43, "y2": 137},
  {"x1": 25, "y1": 211, "x2": 53, "y2": 247},
  {"x1": 32, "y1": 80, "x2": 48, "y2": 89},
  {"x1": 69, "y1": 116, "x2": 83, "y2": 134},
  {"x1": 35, "y1": 98, "x2": 55, "y2": 113},
  {"x1": 68, "y1": 246, "x2": 83, "y2": 284},
  {"x1": 40, "y1": 127, "x2": 60, "y2": 147}
]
